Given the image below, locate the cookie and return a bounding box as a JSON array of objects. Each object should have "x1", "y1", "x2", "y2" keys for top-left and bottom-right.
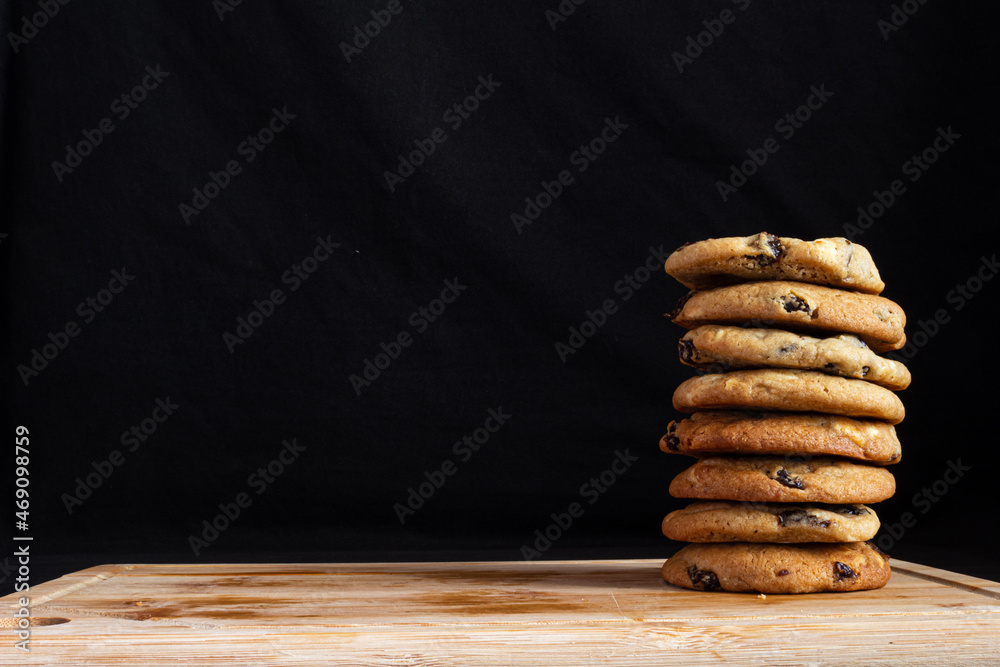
[
  {"x1": 661, "y1": 500, "x2": 880, "y2": 543},
  {"x1": 678, "y1": 325, "x2": 911, "y2": 390},
  {"x1": 660, "y1": 411, "x2": 901, "y2": 464},
  {"x1": 672, "y1": 369, "x2": 905, "y2": 424},
  {"x1": 669, "y1": 281, "x2": 906, "y2": 352},
  {"x1": 668, "y1": 455, "x2": 896, "y2": 504},
  {"x1": 664, "y1": 233, "x2": 885, "y2": 294},
  {"x1": 661, "y1": 541, "x2": 891, "y2": 593}
]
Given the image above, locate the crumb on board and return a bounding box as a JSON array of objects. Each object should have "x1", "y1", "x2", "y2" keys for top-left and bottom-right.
[{"x1": 757, "y1": 593, "x2": 767, "y2": 600}]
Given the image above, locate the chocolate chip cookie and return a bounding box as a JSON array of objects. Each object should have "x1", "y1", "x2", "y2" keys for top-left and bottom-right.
[
  {"x1": 678, "y1": 325, "x2": 911, "y2": 390},
  {"x1": 672, "y1": 369, "x2": 905, "y2": 424},
  {"x1": 669, "y1": 281, "x2": 906, "y2": 352},
  {"x1": 661, "y1": 500, "x2": 880, "y2": 543},
  {"x1": 663, "y1": 232, "x2": 885, "y2": 294},
  {"x1": 661, "y1": 541, "x2": 891, "y2": 593},
  {"x1": 660, "y1": 411, "x2": 901, "y2": 464},
  {"x1": 668, "y1": 456, "x2": 896, "y2": 504}
]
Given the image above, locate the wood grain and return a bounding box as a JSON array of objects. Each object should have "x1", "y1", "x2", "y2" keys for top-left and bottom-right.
[{"x1": 2, "y1": 559, "x2": 998, "y2": 665}]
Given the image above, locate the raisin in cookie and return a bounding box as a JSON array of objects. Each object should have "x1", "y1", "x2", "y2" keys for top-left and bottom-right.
[
  {"x1": 678, "y1": 325, "x2": 911, "y2": 390},
  {"x1": 661, "y1": 541, "x2": 891, "y2": 594},
  {"x1": 661, "y1": 500, "x2": 880, "y2": 543},
  {"x1": 672, "y1": 369, "x2": 905, "y2": 423},
  {"x1": 669, "y1": 281, "x2": 906, "y2": 352},
  {"x1": 664, "y1": 233, "x2": 885, "y2": 294},
  {"x1": 660, "y1": 411, "x2": 901, "y2": 464},
  {"x1": 668, "y1": 456, "x2": 896, "y2": 504}
]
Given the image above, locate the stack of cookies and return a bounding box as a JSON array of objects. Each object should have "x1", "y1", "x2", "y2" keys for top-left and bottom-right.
[{"x1": 658, "y1": 232, "x2": 909, "y2": 594}]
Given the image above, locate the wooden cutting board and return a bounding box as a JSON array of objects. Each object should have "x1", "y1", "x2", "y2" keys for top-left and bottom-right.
[{"x1": 2, "y1": 558, "x2": 999, "y2": 665}]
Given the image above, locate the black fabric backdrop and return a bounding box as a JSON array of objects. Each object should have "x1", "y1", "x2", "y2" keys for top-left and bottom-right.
[{"x1": 2, "y1": 0, "x2": 999, "y2": 595}]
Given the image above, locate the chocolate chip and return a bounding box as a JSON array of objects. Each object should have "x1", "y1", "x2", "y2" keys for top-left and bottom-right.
[
  {"x1": 867, "y1": 541, "x2": 891, "y2": 560},
  {"x1": 776, "y1": 508, "x2": 830, "y2": 528},
  {"x1": 772, "y1": 468, "x2": 804, "y2": 489},
  {"x1": 861, "y1": 365, "x2": 870, "y2": 377},
  {"x1": 678, "y1": 339, "x2": 697, "y2": 363},
  {"x1": 824, "y1": 362, "x2": 837, "y2": 370},
  {"x1": 777, "y1": 569, "x2": 790, "y2": 577},
  {"x1": 741, "y1": 233, "x2": 784, "y2": 268},
  {"x1": 668, "y1": 291, "x2": 694, "y2": 320},
  {"x1": 781, "y1": 295, "x2": 811, "y2": 314},
  {"x1": 832, "y1": 505, "x2": 870, "y2": 516},
  {"x1": 664, "y1": 422, "x2": 680, "y2": 451},
  {"x1": 833, "y1": 562, "x2": 857, "y2": 581},
  {"x1": 687, "y1": 564, "x2": 722, "y2": 591},
  {"x1": 777, "y1": 343, "x2": 799, "y2": 355},
  {"x1": 763, "y1": 232, "x2": 783, "y2": 257}
]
